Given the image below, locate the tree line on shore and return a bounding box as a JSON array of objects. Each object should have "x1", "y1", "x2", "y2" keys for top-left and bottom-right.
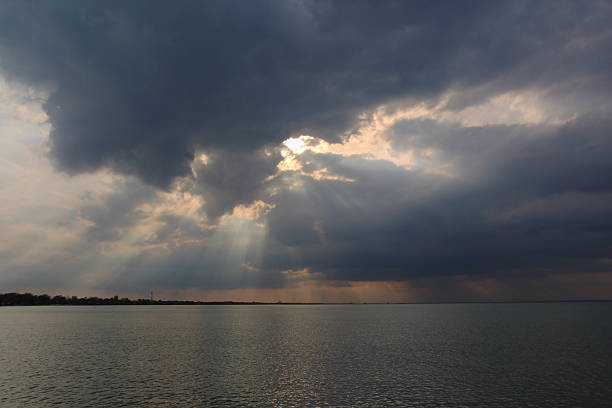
[
  {"x1": 0, "y1": 292, "x2": 275, "y2": 306},
  {"x1": 0, "y1": 292, "x2": 332, "y2": 306}
]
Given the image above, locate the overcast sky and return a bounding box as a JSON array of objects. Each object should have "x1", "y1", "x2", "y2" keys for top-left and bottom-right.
[{"x1": 1, "y1": 0, "x2": 612, "y2": 302}]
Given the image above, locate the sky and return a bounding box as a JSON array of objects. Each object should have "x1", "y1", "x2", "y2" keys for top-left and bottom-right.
[{"x1": 1, "y1": 0, "x2": 612, "y2": 302}]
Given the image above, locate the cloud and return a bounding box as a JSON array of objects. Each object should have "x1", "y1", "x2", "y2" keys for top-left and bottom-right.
[
  {"x1": 260, "y1": 114, "x2": 612, "y2": 282},
  {"x1": 190, "y1": 148, "x2": 281, "y2": 220},
  {"x1": 1, "y1": 1, "x2": 610, "y2": 191}
]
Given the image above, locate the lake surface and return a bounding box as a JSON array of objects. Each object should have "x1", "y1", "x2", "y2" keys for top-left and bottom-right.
[{"x1": 1, "y1": 303, "x2": 611, "y2": 407}]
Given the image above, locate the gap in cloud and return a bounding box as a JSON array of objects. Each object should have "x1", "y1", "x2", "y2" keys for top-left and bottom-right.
[{"x1": 277, "y1": 86, "x2": 575, "y2": 181}]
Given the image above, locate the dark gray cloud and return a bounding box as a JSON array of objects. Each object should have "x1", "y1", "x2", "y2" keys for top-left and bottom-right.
[
  {"x1": 190, "y1": 148, "x2": 281, "y2": 220},
  {"x1": 261, "y1": 114, "x2": 612, "y2": 281},
  {"x1": 28, "y1": 113, "x2": 611, "y2": 291},
  {"x1": 1, "y1": 0, "x2": 609, "y2": 190}
]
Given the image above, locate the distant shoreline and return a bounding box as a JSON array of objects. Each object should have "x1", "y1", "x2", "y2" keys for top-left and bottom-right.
[{"x1": 1, "y1": 292, "x2": 610, "y2": 307}]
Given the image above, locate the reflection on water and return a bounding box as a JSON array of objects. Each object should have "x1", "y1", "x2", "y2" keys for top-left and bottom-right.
[{"x1": 1, "y1": 303, "x2": 612, "y2": 407}]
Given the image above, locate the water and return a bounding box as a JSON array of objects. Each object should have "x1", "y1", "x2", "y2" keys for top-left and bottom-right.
[{"x1": 1, "y1": 303, "x2": 611, "y2": 407}]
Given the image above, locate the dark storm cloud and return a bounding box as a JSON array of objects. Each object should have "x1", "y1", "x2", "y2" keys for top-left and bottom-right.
[
  {"x1": 190, "y1": 148, "x2": 282, "y2": 220},
  {"x1": 262, "y1": 114, "x2": 612, "y2": 281},
  {"x1": 47, "y1": 113, "x2": 612, "y2": 290},
  {"x1": 1, "y1": 0, "x2": 609, "y2": 191},
  {"x1": 389, "y1": 115, "x2": 612, "y2": 198}
]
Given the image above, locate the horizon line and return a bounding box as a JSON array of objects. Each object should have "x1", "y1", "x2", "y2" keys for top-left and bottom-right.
[{"x1": 1, "y1": 292, "x2": 611, "y2": 306}]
